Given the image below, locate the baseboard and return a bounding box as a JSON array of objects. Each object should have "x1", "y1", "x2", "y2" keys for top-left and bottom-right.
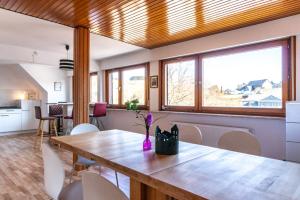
[{"x1": 0, "y1": 130, "x2": 37, "y2": 136}]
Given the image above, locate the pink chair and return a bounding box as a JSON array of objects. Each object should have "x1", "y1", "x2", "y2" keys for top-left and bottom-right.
[{"x1": 89, "y1": 103, "x2": 107, "y2": 130}]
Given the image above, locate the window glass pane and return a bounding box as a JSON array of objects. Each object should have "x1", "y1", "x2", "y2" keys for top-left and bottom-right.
[
  {"x1": 90, "y1": 74, "x2": 98, "y2": 103},
  {"x1": 122, "y1": 68, "x2": 145, "y2": 104},
  {"x1": 165, "y1": 60, "x2": 195, "y2": 106},
  {"x1": 202, "y1": 46, "x2": 283, "y2": 108},
  {"x1": 108, "y1": 72, "x2": 119, "y2": 104}
]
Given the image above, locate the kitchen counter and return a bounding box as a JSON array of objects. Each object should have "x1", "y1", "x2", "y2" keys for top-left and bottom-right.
[{"x1": 0, "y1": 106, "x2": 21, "y2": 109}]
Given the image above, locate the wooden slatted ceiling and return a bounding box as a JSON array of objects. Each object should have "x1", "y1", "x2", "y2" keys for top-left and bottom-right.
[{"x1": 1, "y1": 0, "x2": 300, "y2": 49}]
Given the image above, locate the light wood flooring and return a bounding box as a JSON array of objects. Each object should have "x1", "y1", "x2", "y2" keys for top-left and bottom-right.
[{"x1": 0, "y1": 133, "x2": 129, "y2": 200}]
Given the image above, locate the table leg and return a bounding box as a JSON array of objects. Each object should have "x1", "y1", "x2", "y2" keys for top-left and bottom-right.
[
  {"x1": 130, "y1": 178, "x2": 172, "y2": 200},
  {"x1": 73, "y1": 153, "x2": 78, "y2": 164}
]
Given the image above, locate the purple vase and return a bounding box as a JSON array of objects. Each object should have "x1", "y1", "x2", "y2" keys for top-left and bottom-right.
[{"x1": 143, "y1": 129, "x2": 152, "y2": 151}]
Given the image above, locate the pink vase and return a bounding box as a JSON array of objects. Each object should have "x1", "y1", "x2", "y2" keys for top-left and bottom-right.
[{"x1": 143, "y1": 129, "x2": 152, "y2": 151}]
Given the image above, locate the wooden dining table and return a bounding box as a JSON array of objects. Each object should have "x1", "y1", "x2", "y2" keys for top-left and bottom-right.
[{"x1": 51, "y1": 129, "x2": 300, "y2": 200}]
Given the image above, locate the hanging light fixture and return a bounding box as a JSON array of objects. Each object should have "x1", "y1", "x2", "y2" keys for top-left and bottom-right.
[{"x1": 59, "y1": 44, "x2": 74, "y2": 70}]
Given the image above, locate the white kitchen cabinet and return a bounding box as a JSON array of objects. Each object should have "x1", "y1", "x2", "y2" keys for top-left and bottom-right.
[
  {"x1": 286, "y1": 123, "x2": 300, "y2": 142},
  {"x1": 0, "y1": 112, "x2": 22, "y2": 132},
  {"x1": 286, "y1": 102, "x2": 300, "y2": 162},
  {"x1": 21, "y1": 100, "x2": 40, "y2": 130},
  {"x1": 286, "y1": 142, "x2": 300, "y2": 163}
]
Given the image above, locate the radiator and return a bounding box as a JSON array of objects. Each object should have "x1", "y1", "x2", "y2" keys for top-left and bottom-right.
[{"x1": 172, "y1": 121, "x2": 252, "y2": 147}]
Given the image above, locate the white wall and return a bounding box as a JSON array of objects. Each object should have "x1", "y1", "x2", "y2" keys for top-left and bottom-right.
[
  {"x1": 21, "y1": 63, "x2": 68, "y2": 103},
  {"x1": 0, "y1": 64, "x2": 45, "y2": 104},
  {"x1": 97, "y1": 13, "x2": 300, "y2": 160},
  {"x1": 0, "y1": 64, "x2": 41, "y2": 91}
]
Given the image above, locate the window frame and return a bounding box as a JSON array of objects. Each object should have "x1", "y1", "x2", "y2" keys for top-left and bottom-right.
[
  {"x1": 90, "y1": 72, "x2": 99, "y2": 103},
  {"x1": 161, "y1": 56, "x2": 199, "y2": 112},
  {"x1": 160, "y1": 38, "x2": 293, "y2": 117},
  {"x1": 105, "y1": 63, "x2": 150, "y2": 109}
]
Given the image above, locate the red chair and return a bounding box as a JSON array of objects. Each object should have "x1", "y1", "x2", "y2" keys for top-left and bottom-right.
[{"x1": 89, "y1": 103, "x2": 106, "y2": 130}]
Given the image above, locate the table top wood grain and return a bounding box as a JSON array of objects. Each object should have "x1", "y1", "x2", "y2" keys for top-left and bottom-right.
[{"x1": 51, "y1": 129, "x2": 300, "y2": 200}]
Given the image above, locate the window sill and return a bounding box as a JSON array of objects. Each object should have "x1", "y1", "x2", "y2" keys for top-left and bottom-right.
[{"x1": 107, "y1": 108, "x2": 285, "y2": 120}]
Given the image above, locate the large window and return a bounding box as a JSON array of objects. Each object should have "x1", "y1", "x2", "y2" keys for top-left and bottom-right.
[
  {"x1": 90, "y1": 72, "x2": 98, "y2": 103},
  {"x1": 161, "y1": 39, "x2": 293, "y2": 116},
  {"x1": 106, "y1": 63, "x2": 149, "y2": 108}
]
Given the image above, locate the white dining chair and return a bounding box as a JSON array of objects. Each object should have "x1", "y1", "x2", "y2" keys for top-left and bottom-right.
[
  {"x1": 178, "y1": 124, "x2": 203, "y2": 145},
  {"x1": 218, "y1": 131, "x2": 261, "y2": 156},
  {"x1": 82, "y1": 172, "x2": 128, "y2": 200},
  {"x1": 42, "y1": 144, "x2": 83, "y2": 200},
  {"x1": 71, "y1": 123, "x2": 99, "y2": 166},
  {"x1": 70, "y1": 123, "x2": 119, "y2": 188},
  {"x1": 70, "y1": 123, "x2": 99, "y2": 135}
]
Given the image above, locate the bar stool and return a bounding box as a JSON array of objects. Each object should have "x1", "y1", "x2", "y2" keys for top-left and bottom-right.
[
  {"x1": 89, "y1": 103, "x2": 106, "y2": 130},
  {"x1": 49, "y1": 104, "x2": 63, "y2": 133},
  {"x1": 35, "y1": 106, "x2": 57, "y2": 149}
]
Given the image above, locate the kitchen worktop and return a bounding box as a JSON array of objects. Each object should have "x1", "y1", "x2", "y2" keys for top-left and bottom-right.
[{"x1": 0, "y1": 106, "x2": 21, "y2": 109}]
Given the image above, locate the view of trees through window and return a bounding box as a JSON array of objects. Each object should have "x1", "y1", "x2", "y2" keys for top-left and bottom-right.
[
  {"x1": 203, "y1": 47, "x2": 283, "y2": 108},
  {"x1": 165, "y1": 60, "x2": 195, "y2": 106}
]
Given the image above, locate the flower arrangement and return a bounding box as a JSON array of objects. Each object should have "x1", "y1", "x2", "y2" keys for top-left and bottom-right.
[{"x1": 125, "y1": 98, "x2": 162, "y2": 151}]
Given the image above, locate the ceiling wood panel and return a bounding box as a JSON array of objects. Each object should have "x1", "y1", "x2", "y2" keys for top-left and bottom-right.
[{"x1": 1, "y1": 0, "x2": 300, "y2": 48}]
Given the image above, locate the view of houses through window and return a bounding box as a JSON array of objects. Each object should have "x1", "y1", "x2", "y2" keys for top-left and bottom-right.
[
  {"x1": 161, "y1": 39, "x2": 290, "y2": 115},
  {"x1": 203, "y1": 46, "x2": 283, "y2": 108}
]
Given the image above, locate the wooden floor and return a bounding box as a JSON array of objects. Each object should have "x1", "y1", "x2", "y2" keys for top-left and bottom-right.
[{"x1": 0, "y1": 133, "x2": 129, "y2": 200}]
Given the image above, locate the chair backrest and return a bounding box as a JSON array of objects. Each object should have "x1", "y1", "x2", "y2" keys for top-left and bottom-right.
[
  {"x1": 178, "y1": 125, "x2": 203, "y2": 145},
  {"x1": 49, "y1": 105, "x2": 63, "y2": 116},
  {"x1": 82, "y1": 172, "x2": 128, "y2": 200},
  {"x1": 70, "y1": 123, "x2": 99, "y2": 135},
  {"x1": 34, "y1": 106, "x2": 42, "y2": 119},
  {"x1": 42, "y1": 144, "x2": 65, "y2": 200},
  {"x1": 93, "y1": 103, "x2": 107, "y2": 117},
  {"x1": 218, "y1": 131, "x2": 261, "y2": 156}
]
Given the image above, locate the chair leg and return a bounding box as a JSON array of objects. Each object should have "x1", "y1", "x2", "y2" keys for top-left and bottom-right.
[
  {"x1": 48, "y1": 120, "x2": 52, "y2": 139},
  {"x1": 36, "y1": 120, "x2": 41, "y2": 136},
  {"x1": 96, "y1": 118, "x2": 100, "y2": 129},
  {"x1": 115, "y1": 171, "x2": 119, "y2": 188},
  {"x1": 34, "y1": 120, "x2": 42, "y2": 149},
  {"x1": 40, "y1": 120, "x2": 44, "y2": 150},
  {"x1": 66, "y1": 120, "x2": 71, "y2": 135},
  {"x1": 53, "y1": 120, "x2": 58, "y2": 136},
  {"x1": 99, "y1": 119, "x2": 105, "y2": 131},
  {"x1": 69, "y1": 163, "x2": 76, "y2": 183}
]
